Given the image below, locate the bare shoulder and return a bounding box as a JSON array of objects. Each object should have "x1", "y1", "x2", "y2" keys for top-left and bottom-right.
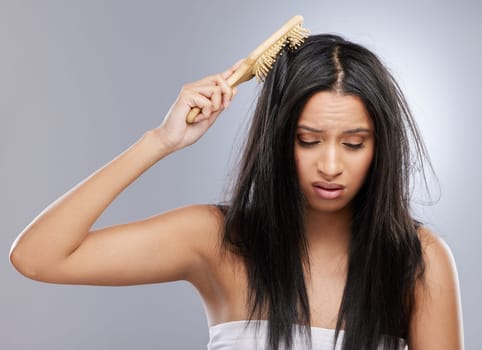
[
  {"x1": 408, "y1": 226, "x2": 464, "y2": 349},
  {"x1": 417, "y1": 227, "x2": 458, "y2": 283}
]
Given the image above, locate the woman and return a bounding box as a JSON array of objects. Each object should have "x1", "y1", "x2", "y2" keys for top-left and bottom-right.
[{"x1": 9, "y1": 34, "x2": 463, "y2": 349}]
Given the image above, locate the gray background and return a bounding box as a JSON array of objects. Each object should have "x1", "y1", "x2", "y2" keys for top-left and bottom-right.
[{"x1": 2, "y1": 0, "x2": 480, "y2": 349}]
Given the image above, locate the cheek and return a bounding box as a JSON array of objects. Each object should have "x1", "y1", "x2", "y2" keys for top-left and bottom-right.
[
  {"x1": 294, "y1": 150, "x2": 311, "y2": 179},
  {"x1": 294, "y1": 157, "x2": 303, "y2": 181},
  {"x1": 352, "y1": 150, "x2": 374, "y2": 180},
  {"x1": 294, "y1": 149, "x2": 303, "y2": 175}
]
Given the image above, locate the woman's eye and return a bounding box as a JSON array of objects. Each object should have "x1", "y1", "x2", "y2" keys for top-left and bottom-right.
[
  {"x1": 343, "y1": 143, "x2": 364, "y2": 150},
  {"x1": 297, "y1": 139, "x2": 319, "y2": 147}
]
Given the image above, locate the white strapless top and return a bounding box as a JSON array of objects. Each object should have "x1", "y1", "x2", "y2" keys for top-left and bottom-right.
[{"x1": 207, "y1": 320, "x2": 408, "y2": 350}]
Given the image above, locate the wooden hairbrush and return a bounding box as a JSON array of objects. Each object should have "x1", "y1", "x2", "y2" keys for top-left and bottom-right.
[{"x1": 186, "y1": 15, "x2": 310, "y2": 124}]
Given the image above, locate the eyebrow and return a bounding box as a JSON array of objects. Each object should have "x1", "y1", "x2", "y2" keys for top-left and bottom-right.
[{"x1": 296, "y1": 125, "x2": 372, "y2": 134}]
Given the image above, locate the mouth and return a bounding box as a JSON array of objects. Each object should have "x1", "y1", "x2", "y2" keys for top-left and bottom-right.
[
  {"x1": 312, "y1": 182, "x2": 345, "y2": 200},
  {"x1": 313, "y1": 181, "x2": 345, "y2": 190}
]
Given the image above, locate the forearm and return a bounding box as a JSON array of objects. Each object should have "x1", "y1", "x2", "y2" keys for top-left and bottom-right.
[{"x1": 10, "y1": 129, "x2": 172, "y2": 274}]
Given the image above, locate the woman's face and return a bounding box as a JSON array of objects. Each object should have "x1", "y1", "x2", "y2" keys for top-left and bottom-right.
[{"x1": 294, "y1": 91, "x2": 375, "y2": 214}]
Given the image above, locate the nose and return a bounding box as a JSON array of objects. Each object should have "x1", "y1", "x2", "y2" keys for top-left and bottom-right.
[{"x1": 316, "y1": 145, "x2": 343, "y2": 180}]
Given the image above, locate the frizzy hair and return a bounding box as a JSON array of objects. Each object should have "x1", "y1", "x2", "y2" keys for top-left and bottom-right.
[{"x1": 217, "y1": 34, "x2": 428, "y2": 350}]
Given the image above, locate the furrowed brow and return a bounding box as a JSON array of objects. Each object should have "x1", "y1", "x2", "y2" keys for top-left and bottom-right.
[
  {"x1": 296, "y1": 125, "x2": 324, "y2": 133},
  {"x1": 296, "y1": 125, "x2": 371, "y2": 134},
  {"x1": 342, "y1": 128, "x2": 372, "y2": 135}
]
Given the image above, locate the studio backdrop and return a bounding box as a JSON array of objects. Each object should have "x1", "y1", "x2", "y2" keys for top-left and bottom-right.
[{"x1": 1, "y1": 1, "x2": 480, "y2": 349}]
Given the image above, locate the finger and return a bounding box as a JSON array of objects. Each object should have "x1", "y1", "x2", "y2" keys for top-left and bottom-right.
[
  {"x1": 232, "y1": 58, "x2": 245, "y2": 70},
  {"x1": 221, "y1": 58, "x2": 245, "y2": 79},
  {"x1": 189, "y1": 72, "x2": 226, "y2": 87},
  {"x1": 210, "y1": 85, "x2": 222, "y2": 111},
  {"x1": 195, "y1": 107, "x2": 223, "y2": 125},
  {"x1": 186, "y1": 91, "x2": 225, "y2": 123},
  {"x1": 220, "y1": 59, "x2": 244, "y2": 105},
  {"x1": 188, "y1": 80, "x2": 231, "y2": 110},
  {"x1": 201, "y1": 105, "x2": 212, "y2": 118},
  {"x1": 194, "y1": 107, "x2": 220, "y2": 124},
  {"x1": 185, "y1": 84, "x2": 218, "y2": 101},
  {"x1": 211, "y1": 74, "x2": 233, "y2": 108},
  {"x1": 182, "y1": 88, "x2": 214, "y2": 111}
]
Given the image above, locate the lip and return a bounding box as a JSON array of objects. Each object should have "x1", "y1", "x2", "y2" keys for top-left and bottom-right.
[
  {"x1": 312, "y1": 181, "x2": 345, "y2": 190},
  {"x1": 312, "y1": 181, "x2": 345, "y2": 200}
]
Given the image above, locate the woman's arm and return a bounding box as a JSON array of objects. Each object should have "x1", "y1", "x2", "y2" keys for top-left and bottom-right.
[
  {"x1": 9, "y1": 65, "x2": 237, "y2": 286},
  {"x1": 408, "y1": 228, "x2": 464, "y2": 349}
]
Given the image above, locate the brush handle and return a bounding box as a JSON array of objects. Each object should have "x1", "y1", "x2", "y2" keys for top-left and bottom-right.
[
  {"x1": 185, "y1": 59, "x2": 254, "y2": 124},
  {"x1": 185, "y1": 108, "x2": 202, "y2": 124}
]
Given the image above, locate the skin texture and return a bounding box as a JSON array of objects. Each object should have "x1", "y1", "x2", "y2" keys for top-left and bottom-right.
[
  {"x1": 295, "y1": 91, "x2": 375, "y2": 214},
  {"x1": 9, "y1": 64, "x2": 464, "y2": 349},
  {"x1": 294, "y1": 91, "x2": 374, "y2": 243}
]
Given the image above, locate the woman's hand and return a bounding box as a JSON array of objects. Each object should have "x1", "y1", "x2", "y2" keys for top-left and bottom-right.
[{"x1": 152, "y1": 62, "x2": 240, "y2": 152}]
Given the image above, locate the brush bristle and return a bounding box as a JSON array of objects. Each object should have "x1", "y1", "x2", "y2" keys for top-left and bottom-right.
[{"x1": 254, "y1": 24, "x2": 310, "y2": 82}]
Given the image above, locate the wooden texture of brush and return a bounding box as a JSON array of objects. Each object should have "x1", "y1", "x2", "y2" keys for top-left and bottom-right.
[{"x1": 186, "y1": 15, "x2": 310, "y2": 124}]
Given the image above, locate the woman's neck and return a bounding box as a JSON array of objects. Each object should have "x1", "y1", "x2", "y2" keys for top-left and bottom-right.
[{"x1": 304, "y1": 205, "x2": 352, "y2": 263}]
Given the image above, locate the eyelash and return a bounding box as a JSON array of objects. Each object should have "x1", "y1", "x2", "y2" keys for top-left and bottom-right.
[
  {"x1": 297, "y1": 139, "x2": 364, "y2": 150},
  {"x1": 297, "y1": 140, "x2": 318, "y2": 147},
  {"x1": 344, "y1": 142, "x2": 364, "y2": 150}
]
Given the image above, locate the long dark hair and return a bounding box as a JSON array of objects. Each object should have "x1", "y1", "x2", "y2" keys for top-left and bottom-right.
[{"x1": 218, "y1": 34, "x2": 429, "y2": 350}]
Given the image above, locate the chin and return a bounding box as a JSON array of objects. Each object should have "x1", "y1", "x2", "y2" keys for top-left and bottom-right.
[{"x1": 306, "y1": 200, "x2": 352, "y2": 214}]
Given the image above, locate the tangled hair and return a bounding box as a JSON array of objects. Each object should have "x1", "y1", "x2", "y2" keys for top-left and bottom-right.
[{"x1": 218, "y1": 34, "x2": 429, "y2": 350}]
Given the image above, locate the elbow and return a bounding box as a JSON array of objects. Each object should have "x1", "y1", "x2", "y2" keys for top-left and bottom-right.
[
  {"x1": 10, "y1": 244, "x2": 69, "y2": 284},
  {"x1": 9, "y1": 247, "x2": 38, "y2": 280},
  {"x1": 10, "y1": 231, "x2": 73, "y2": 283},
  {"x1": 9, "y1": 245, "x2": 47, "y2": 281}
]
